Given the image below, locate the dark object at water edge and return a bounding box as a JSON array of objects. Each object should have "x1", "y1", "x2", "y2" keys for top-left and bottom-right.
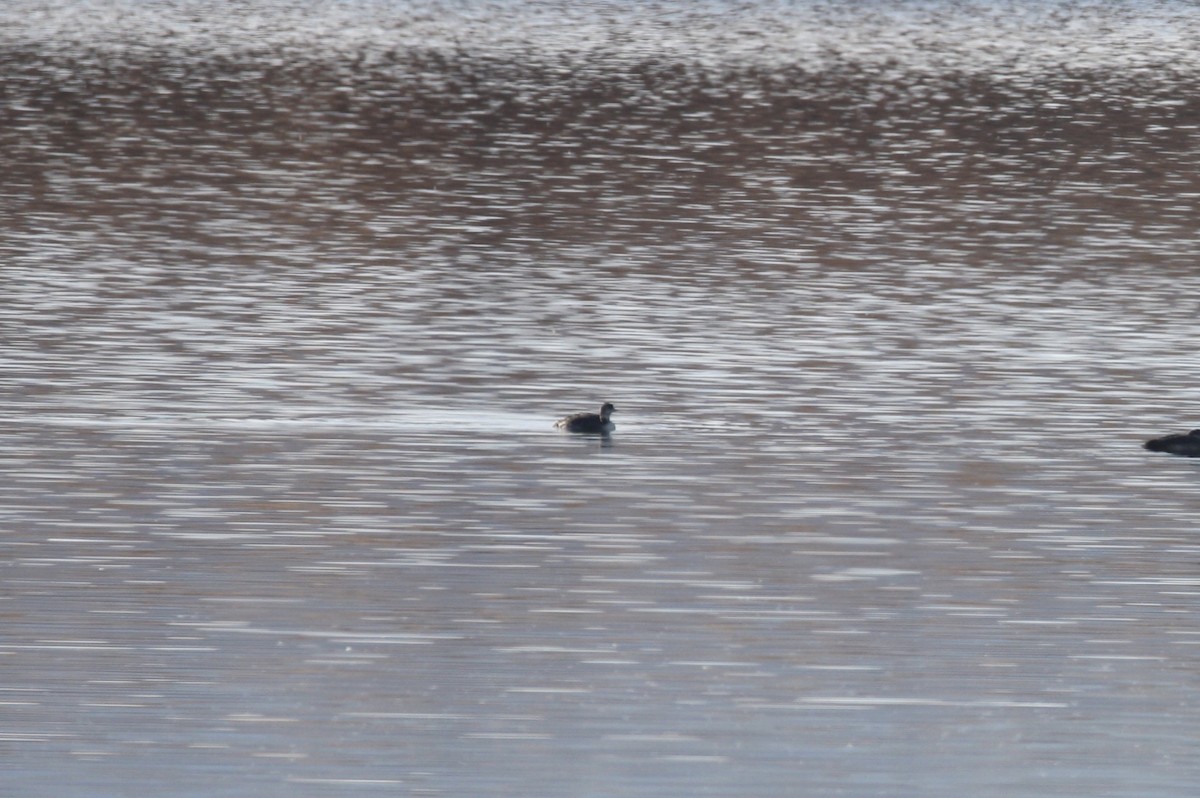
[{"x1": 1144, "y1": 429, "x2": 1200, "y2": 457}]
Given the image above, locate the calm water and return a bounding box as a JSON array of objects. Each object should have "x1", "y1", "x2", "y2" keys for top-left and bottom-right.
[{"x1": 4, "y1": 1, "x2": 1200, "y2": 795}]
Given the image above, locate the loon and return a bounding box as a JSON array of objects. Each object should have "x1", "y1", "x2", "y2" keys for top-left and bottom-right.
[
  {"x1": 1144, "y1": 429, "x2": 1200, "y2": 457},
  {"x1": 555, "y1": 402, "x2": 616, "y2": 434}
]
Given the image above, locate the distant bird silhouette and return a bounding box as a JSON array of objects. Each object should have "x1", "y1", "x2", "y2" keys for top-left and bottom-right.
[
  {"x1": 1144, "y1": 429, "x2": 1200, "y2": 457},
  {"x1": 555, "y1": 402, "x2": 616, "y2": 435}
]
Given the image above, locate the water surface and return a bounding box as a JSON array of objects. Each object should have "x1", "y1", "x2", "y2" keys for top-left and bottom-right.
[{"x1": 4, "y1": 2, "x2": 1200, "y2": 796}]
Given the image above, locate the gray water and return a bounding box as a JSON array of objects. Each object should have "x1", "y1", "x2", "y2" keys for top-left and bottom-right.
[{"x1": 4, "y1": 1, "x2": 1200, "y2": 795}]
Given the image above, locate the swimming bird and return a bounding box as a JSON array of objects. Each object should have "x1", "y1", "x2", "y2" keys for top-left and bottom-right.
[
  {"x1": 1144, "y1": 429, "x2": 1200, "y2": 457},
  {"x1": 555, "y1": 402, "x2": 616, "y2": 434}
]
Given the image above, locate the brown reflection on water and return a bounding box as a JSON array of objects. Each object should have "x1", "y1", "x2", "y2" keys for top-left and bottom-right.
[{"x1": 6, "y1": 20, "x2": 1200, "y2": 269}]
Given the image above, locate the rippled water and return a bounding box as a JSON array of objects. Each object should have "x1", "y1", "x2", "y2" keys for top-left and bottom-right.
[{"x1": 5, "y1": 1, "x2": 1200, "y2": 795}]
